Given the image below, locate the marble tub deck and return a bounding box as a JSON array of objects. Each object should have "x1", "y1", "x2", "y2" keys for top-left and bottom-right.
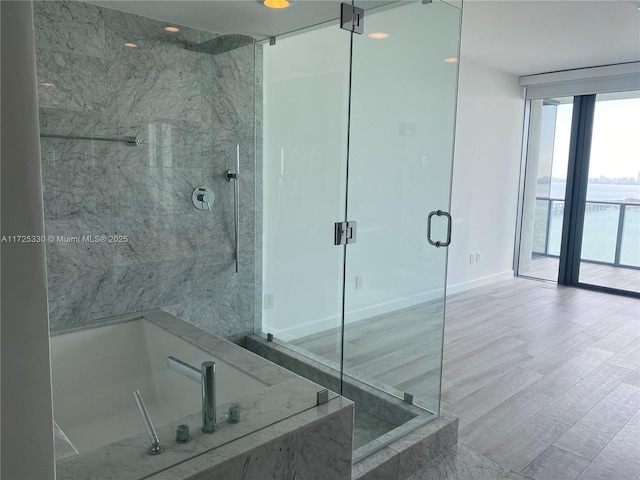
[{"x1": 53, "y1": 310, "x2": 353, "y2": 480}]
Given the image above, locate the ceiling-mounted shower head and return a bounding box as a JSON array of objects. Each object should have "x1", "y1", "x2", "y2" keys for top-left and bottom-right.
[{"x1": 186, "y1": 34, "x2": 255, "y2": 56}]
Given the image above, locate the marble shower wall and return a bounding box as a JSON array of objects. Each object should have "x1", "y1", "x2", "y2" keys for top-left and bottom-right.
[{"x1": 34, "y1": 1, "x2": 261, "y2": 341}]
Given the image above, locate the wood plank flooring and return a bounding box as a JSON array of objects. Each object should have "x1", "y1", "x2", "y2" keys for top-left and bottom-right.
[
  {"x1": 293, "y1": 277, "x2": 640, "y2": 480},
  {"x1": 445, "y1": 278, "x2": 640, "y2": 480},
  {"x1": 522, "y1": 256, "x2": 640, "y2": 293}
]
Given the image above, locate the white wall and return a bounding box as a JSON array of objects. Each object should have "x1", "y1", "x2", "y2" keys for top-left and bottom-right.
[
  {"x1": 1, "y1": 1, "x2": 56, "y2": 478},
  {"x1": 446, "y1": 58, "x2": 526, "y2": 293}
]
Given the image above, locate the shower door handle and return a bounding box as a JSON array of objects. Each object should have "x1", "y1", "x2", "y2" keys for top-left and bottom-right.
[{"x1": 427, "y1": 210, "x2": 452, "y2": 247}]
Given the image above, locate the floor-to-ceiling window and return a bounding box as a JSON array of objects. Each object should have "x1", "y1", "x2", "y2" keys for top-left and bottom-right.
[
  {"x1": 517, "y1": 87, "x2": 639, "y2": 296},
  {"x1": 577, "y1": 92, "x2": 640, "y2": 292},
  {"x1": 517, "y1": 96, "x2": 573, "y2": 282}
]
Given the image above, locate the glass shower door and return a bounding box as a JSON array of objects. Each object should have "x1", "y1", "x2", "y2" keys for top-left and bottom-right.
[{"x1": 344, "y1": 0, "x2": 460, "y2": 414}]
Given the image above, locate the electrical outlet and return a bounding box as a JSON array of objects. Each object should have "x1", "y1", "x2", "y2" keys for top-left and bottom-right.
[
  {"x1": 264, "y1": 293, "x2": 274, "y2": 309},
  {"x1": 476, "y1": 252, "x2": 481, "y2": 262},
  {"x1": 355, "y1": 275, "x2": 364, "y2": 289}
]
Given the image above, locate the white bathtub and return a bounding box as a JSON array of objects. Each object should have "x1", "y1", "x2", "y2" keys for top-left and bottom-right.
[
  {"x1": 50, "y1": 318, "x2": 266, "y2": 454},
  {"x1": 49, "y1": 311, "x2": 351, "y2": 480}
]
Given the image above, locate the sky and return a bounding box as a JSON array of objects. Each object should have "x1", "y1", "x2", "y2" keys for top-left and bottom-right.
[{"x1": 552, "y1": 97, "x2": 640, "y2": 180}]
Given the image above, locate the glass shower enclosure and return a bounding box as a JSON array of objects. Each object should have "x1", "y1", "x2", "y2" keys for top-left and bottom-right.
[{"x1": 259, "y1": 0, "x2": 460, "y2": 457}]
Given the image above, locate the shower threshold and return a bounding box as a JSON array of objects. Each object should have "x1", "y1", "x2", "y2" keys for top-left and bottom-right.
[{"x1": 244, "y1": 334, "x2": 458, "y2": 479}]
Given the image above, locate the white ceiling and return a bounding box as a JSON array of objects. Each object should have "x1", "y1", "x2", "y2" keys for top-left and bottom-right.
[
  {"x1": 461, "y1": 0, "x2": 640, "y2": 76},
  {"x1": 88, "y1": 0, "x2": 640, "y2": 77},
  {"x1": 88, "y1": 1, "x2": 392, "y2": 41}
]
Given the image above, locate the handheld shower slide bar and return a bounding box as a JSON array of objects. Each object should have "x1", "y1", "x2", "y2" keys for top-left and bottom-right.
[
  {"x1": 40, "y1": 133, "x2": 139, "y2": 146},
  {"x1": 226, "y1": 145, "x2": 240, "y2": 274}
]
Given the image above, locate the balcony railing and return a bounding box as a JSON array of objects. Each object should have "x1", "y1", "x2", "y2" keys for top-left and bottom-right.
[{"x1": 533, "y1": 197, "x2": 640, "y2": 269}]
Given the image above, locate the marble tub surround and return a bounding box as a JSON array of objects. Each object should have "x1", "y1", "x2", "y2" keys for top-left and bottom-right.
[
  {"x1": 245, "y1": 333, "x2": 455, "y2": 470},
  {"x1": 146, "y1": 396, "x2": 354, "y2": 480},
  {"x1": 34, "y1": 0, "x2": 262, "y2": 340},
  {"x1": 352, "y1": 411, "x2": 459, "y2": 480},
  {"x1": 54, "y1": 310, "x2": 350, "y2": 480}
]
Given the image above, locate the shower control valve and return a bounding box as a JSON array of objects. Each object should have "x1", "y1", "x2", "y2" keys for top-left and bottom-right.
[{"x1": 192, "y1": 186, "x2": 214, "y2": 211}]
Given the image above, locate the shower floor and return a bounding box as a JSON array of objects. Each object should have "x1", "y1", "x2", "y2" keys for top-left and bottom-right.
[
  {"x1": 354, "y1": 407, "x2": 397, "y2": 450},
  {"x1": 291, "y1": 300, "x2": 444, "y2": 402}
]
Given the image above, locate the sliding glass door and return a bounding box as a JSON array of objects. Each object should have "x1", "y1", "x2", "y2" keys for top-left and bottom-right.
[
  {"x1": 578, "y1": 92, "x2": 640, "y2": 293},
  {"x1": 517, "y1": 90, "x2": 640, "y2": 296}
]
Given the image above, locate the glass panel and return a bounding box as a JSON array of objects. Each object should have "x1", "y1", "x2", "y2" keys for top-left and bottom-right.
[
  {"x1": 517, "y1": 97, "x2": 574, "y2": 281},
  {"x1": 343, "y1": 0, "x2": 460, "y2": 449},
  {"x1": 259, "y1": 16, "x2": 351, "y2": 369},
  {"x1": 548, "y1": 200, "x2": 565, "y2": 256},
  {"x1": 620, "y1": 205, "x2": 640, "y2": 267},
  {"x1": 579, "y1": 91, "x2": 640, "y2": 293},
  {"x1": 581, "y1": 203, "x2": 619, "y2": 263}
]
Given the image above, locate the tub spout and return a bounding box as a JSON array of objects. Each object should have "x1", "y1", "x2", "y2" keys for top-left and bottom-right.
[
  {"x1": 167, "y1": 356, "x2": 217, "y2": 433},
  {"x1": 201, "y1": 361, "x2": 216, "y2": 433}
]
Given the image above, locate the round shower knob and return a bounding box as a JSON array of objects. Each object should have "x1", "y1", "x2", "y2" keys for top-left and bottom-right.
[{"x1": 192, "y1": 186, "x2": 214, "y2": 210}]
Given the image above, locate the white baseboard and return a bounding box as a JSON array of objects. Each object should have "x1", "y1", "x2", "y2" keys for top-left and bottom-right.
[
  {"x1": 269, "y1": 289, "x2": 444, "y2": 341},
  {"x1": 267, "y1": 271, "x2": 514, "y2": 342},
  {"x1": 445, "y1": 270, "x2": 514, "y2": 296}
]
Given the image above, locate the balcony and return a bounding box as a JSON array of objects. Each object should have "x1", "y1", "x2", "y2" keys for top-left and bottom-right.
[{"x1": 525, "y1": 197, "x2": 640, "y2": 293}]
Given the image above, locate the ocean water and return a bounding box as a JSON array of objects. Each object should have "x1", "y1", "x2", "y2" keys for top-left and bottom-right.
[{"x1": 537, "y1": 182, "x2": 640, "y2": 202}]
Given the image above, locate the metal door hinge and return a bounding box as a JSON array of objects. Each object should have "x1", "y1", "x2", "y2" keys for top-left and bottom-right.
[
  {"x1": 340, "y1": 3, "x2": 364, "y2": 34},
  {"x1": 334, "y1": 221, "x2": 357, "y2": 245}
]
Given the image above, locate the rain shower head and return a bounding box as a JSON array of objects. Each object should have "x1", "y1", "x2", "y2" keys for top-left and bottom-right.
[{"x1": 187, "y1": 34, "x2": 255, "y2": 55}]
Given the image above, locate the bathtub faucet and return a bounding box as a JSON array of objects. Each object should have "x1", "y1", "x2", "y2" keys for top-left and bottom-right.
[{"x1": 167, "y1": 356, "x2": 217, "y2": 433}]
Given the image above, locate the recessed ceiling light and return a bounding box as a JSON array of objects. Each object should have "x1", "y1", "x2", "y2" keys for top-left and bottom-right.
[
  {"x1": 40, "y1": 82, "x2": 55, "y2": 87},
  {"x1": 165, "y1": 26, "x2": 180, "y2": 33},
  {"x1": 124, "y1": 42, "x2": 138, "y2": 48},
  {"x1": 368, "y1": 32, "x2": 389, "y2": 40},
  {"x1": 444, "y1": 57, "x2": 458, "y2": 63},
  {"x1": 264, "y1": 0, "x2": 290, "y2": 8}
]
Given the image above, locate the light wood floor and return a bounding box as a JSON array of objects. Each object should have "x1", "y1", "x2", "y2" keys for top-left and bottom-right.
[
  {"x1": 443, "y1": 277, "x2": 639, "y2": 480},
  {"x1": 293, "y1": 277, "x2": 640, "y2": 480},
  {"x1": 521, "y1": 256, "x2": 640, "y2": 293}
]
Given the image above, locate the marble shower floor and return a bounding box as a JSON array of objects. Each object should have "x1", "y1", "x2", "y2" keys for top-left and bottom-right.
[{"x1": 354, "y1": 408, "x2": 398, "y2": 450}]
